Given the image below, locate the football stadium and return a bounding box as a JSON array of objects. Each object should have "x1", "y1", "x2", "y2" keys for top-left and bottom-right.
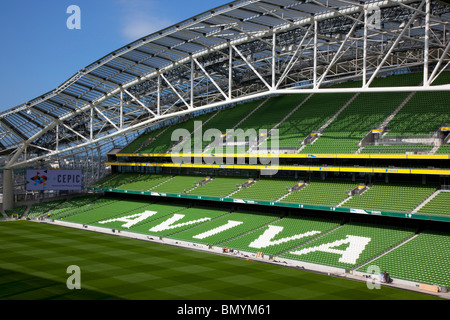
[{"x1": 1, "y1": 0, "x2": 450, "y2": 304}]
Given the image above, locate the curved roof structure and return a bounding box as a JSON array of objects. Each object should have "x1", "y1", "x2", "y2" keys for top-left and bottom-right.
[{"x1": 1, "y1": 0, "x2": 450, "y2": 169}]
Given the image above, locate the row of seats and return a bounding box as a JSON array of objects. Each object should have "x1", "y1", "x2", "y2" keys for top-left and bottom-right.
[
  {"x1": 342, "y1": 183, "x2": 437, "y2": 213},
  {"x1": 138, "y1": 112, "x2": 216, "y2": 154},
  {"x1": 27, "y1": 199, "x2": 66, "y2": 219},
  {"x1": 273, "y1": 93, "x2": 355, "y2": 148},
  {"x1": 4, "y1": 205, "x2": 27, "y2": 217},
  {"x1": 417, "y1": 191, "x2": 450, "y2": 216},
  {"x1": 436, "y1": 145, "x2": 450, "y2": 154},
  {"x1": 93, "y1": 173, "x2": 141, "y2": 189},
  {"x1": 59, "y1": 199, "x2": 151, "y2": 224},
  {"x1": 301, "y1": 89, "x2": 415, "y2": 154},
  {"x1": 385, "y1": 91, "x2": 450, "y2": 137},
  {"x1": 91, "y1": 173, "x2": 449, "y2": 215},
  {"x1": 118, "y1": 174, "x2": 173, "y2": 191},
  {"x1": 48, "y1": 194, "x2": 109, "y2": 220},
  {"x1": 283, "y1": 180, "x2": 356, "y2": 206},
  {"x1": 360, "y1": 144, "x2": 434, "y2": 154}
]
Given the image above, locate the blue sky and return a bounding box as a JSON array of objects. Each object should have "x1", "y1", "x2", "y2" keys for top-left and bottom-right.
[{"x1": 0, "y1": 0, "x2": 230, "y2": 112}]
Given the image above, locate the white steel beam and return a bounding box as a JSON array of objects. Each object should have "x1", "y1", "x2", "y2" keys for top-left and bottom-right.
[
  {"x1": 124, "y1": 89, "x2": 156, "y2": 117},
  {"x1": 313, "y1": 20, "x2": 318, "y2": 89},
  {"x1": 193, "y1": 58, "x2": 229, "y2": 100},
  {"x1": 94, "y1": 106, "x2": 119, "y2": 131},
  {"x1": 229, "y1": 44, "x2": 233, "y2": 99},
  {"x1": 160, "y1": 73, "x2": 192, "y2": 110},
  {"x1": 424, "y1": 0, "x2": 431, "y2": 85},
  {"x1": 317, "y1": 13, "x2": 363, "y2": 88},
  {"x1": 363, "y1": 6, "x2": 368, "y2": 87},
  {"x1": 276, "y1": 25, "x2": 313, "y2": 88},
  {"x1": 231, "y1": 44, "x2": 272, "y2": 90},
  {"x1": 61, "y1": 122, "x2": 90, "y2": 142},
  {"x1": 429, "y1": 41, "x2": 450, "y2": 84},
  {"x1": 272, "y1": 32, "x2": 276, "y2": 88}
]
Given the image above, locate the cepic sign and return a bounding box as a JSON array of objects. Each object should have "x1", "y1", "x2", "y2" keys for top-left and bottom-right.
[{"x1": 26, "y1": 169, "x2": 82, "y2": 191}]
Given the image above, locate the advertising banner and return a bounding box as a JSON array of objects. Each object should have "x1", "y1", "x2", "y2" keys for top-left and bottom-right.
[{"x1": 26, "y1": 169, "x2": 82, "y2": 191}]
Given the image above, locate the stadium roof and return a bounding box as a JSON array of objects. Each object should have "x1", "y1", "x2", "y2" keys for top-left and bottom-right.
[{"x1": 1, "y1": 0, "x2": 450, "y2": 169}]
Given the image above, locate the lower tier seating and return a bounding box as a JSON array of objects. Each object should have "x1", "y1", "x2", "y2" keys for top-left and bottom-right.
[
  {"x1": 42, "y1": 196, "x2": 450, "y2": 288},
  {"x1": 357, "y1": 230, "x2": 450, "y2": 288},
  {"x1": 281, "y1": 221, "x2": 415, "y2": 269}
]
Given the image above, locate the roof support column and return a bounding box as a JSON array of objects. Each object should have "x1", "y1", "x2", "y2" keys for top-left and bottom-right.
[
  {"x1": 313, "y1": 19, "x2": 318, "y2": 89},
  {"x1": 2, "y1": 169, "x2": 14, "y2": 211},
  {"x1": 272, "y1": 32, "x2": 276, "y2": 88},
  {"x1": 229, "y1": 43, "x2": 233, "y2": 99},
  {"x1": 157, "y1": 72, "x2": 161, "y2": 116},
  {"x1": 363, "y1": 6, "x2": 368, "y2": 87},
  {"x1": 56, "y1": 124, "x2": 59, "y2": 151},
  {"x1": 120, "y1": 90, "x2": 124, "y2": 129},
  {"x1": 191, "y1": 57, "x2": 195, "y2": 108},
  {"x1": 90, "y1": 106, "x2": 94, "y2": 140}
]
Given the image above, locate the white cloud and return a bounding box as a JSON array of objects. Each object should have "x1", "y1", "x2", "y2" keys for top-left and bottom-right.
[{"x1": 117, "y1": 0, "x2": 174, "y2": 42}]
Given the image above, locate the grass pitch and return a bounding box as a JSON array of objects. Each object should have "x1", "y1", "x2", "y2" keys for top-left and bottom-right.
[{"x1": 0, "y1": 221, "x2": 442, "y2": 300}]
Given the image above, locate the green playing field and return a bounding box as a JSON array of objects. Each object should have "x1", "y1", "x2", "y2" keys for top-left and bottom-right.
[{"x1": 0, "y1": 221, "x2": 441, "y2": 300}]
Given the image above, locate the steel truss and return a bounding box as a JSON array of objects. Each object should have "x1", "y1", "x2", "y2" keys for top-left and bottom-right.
[{"x1": 0, "y1": 0, "x2": 449, "y2": 172}]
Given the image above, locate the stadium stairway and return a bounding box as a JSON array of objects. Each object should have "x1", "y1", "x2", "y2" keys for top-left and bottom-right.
[
  {"x1": 379, "y1": 90, "x2": 417, "y2": 130},
  {"x1": 348, "y1": 89, "x2": 426, "y2": 154},
  {"x1": 411, "y1": 189, "x2": 442, "y2": 214},
  {"x1": 226, "y1": 187, "x2": 243, "y2": 198},
  {"x1": 355, "y1": 232, "x2": 420, "y2": 271},
  {"x1": 430, "y1": 144, "x2": 441, "y2": 154},
  {"x1": 249, "y1": 93, "x2": 314, "y2": 153},
  {"x1": 146, "y1": 176, "x2": 175, "y2": 191},
  {"x1": 298, "y1": 93, "x2": 359, "y2": 153},
  {"x1": 276, "y1": 189, "x2": 294, "y2": 202},
  {"x1": 224, "y1": 179, "x2": 258, "y2": 198},
  {"x1": 337, "y1": 184, "x2": 371, "y2": 207},
  {"x1": 169, "y1": 109, "x2": 222, "y2": 153},
  {"x1": 21, "y1": 205, "x2": 31, "y2": 219},
  {"x1": 204, "y1": 98, "x2": 270, "y2": 153}
]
